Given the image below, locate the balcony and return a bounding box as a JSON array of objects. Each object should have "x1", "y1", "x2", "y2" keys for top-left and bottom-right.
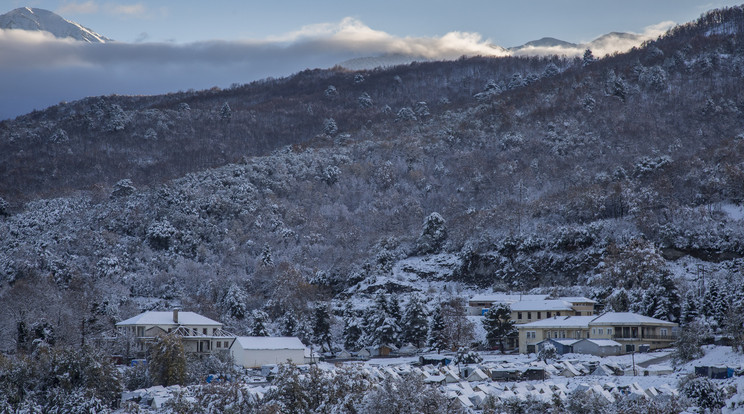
[{"x1": 612, "y1": 334, "x2": 676, "y2": 341}]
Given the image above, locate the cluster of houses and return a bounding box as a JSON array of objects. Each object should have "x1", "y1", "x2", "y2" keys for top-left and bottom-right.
[
  {"x1": 113, "y1": 292, "x2": 678, "y2": 370},
  {"x1": 467, "y1": 293, "x2": 678, "y2": 355},
  {"x1": 116, "y1": 309, "x2": 310, "y2": 368}
]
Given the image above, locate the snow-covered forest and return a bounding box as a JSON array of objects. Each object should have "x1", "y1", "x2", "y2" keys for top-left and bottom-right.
[{"x1": 2, "y1": 5, "x2": 744, "y2": 413}]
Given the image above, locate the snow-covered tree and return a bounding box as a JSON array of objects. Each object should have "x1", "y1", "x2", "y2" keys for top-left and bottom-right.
[
  {"x1": 312, "y1": 303, "x2": 332, "y2": 351},
  {"x1": 250, "y1": 309, "x2": 270, "y2": 336},
  {"x1": 111, "y1": 179, "x2": 136, "y2": 198},
  {"x1": 323, "y1": 118, "x2": 338, "y2": 136},
  {"x1": 454, "y1": 347, "x2": 482, "y2": 365},
  {"x1": 427, "y1": 305, "x2": 447, "y2": 353},
  {"x1": 260, "y1": 243, "x2": 274, "y2": 267},
  {"x1": 358, "y1": 92, "x2": 373, "y2": 108},
  {"x1": 401, "y1": 294, "x2": 429, "y2": 348},
  {"x1": 220, "y1": 102, "x2": 232, "y2": 123},
  {"x1": 148, "y1": 334, "x2": 186, "y2": 386},
  {"x1": 538, "y1": 342, "x2": 557, "y2": 363},
  {"x1": 415, "y1": 212, "x2": 447, "y2": 255},
  {"x1": 365, "y1": 293, "x2": 400, "y2": 347},
  {"x1": 582, "y1": 49, "x2": 595, "y2": 66},
  {"x1": 221, "y1": 283, "x2": 248, "y2": 320},
  {"x1": 342, "y1": 310, "x2": 363, "y2": 351},
  {"x1": 482, "y1": 304, "x2": 515, "y2": 353}
]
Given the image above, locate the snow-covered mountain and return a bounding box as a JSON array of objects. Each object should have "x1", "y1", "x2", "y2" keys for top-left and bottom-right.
[{"x1": 0, "y1": 7, "x2": 110, "y2": 43}]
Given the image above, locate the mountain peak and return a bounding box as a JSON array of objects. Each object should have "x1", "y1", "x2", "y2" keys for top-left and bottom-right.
[{"x1": 0, "y1": 6, "x2": 111, "y2": 43}]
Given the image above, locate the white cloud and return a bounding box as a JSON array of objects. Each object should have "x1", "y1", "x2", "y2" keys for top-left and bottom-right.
[{"x1": 0, "y1": 17, "x2": 677, "y2": 119}]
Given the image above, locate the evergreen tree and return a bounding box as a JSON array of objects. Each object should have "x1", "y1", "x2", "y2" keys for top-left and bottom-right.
[
  {"x1": 251, "y1": 309, "x2": 270, "y2": 336},
  {"x1": 220, "y1": 102, "x2": 232, "y2": 123},
  {"x1": 681, "y1": 290, "x2": 700, "y2": 325},
  {"x1": 582, "y1": 49, "x2": 595, "y2": 66},
  {"x1": 16, "y1": 320, "x2": 28, "y2": 353},
  {"x1": 221, "y1": 283, "x2": 248, "y2": 319},
  {"x1": 365, "y1": 293, "x2": 400, "y2": 347},
  {"x1": 482, "y1": 304, "x2": 515, "y2": 354},
  {"x1": 342, "y1": 310, "x2": 363, "y2": 351},
  {"x1": 279, "y1": 310, "x2": 298, "y2": 337},
  {"x1": 415, "y1": 212, "x2": 447, "y2": 255},
  {"x1": 427, "y1": 305, "x2": 447, "y2": 353},
  {"x1": 149, "y1": 334, "x2": 187, "y2": 386},
  {"x1": 401, "y1": 294, "x2": 429, "y2": 348},
  {"x1": 261, "y1": 243, "x2": 274, "y2": 267},
  {"x1": 312, "y1": 303, "x2": 332, "y2": 352}
]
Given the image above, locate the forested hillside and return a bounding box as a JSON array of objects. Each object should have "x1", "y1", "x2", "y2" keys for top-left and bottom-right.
[{"x1": 2, "y1": 6, "x2": 744, "y2": 355}]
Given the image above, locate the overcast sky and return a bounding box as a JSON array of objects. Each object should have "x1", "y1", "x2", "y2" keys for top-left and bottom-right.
[{"x1": 1, "y1": 1, "x2": 741, "y2": 120}]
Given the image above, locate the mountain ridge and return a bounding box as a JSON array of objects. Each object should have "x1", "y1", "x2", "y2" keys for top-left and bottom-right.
[{"x1": 0, "y1": 7, "x2": 110, "y2": 43}]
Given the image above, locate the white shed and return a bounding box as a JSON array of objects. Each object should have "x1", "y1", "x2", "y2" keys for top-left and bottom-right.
[{"x1": 230, "y1": 336, "x2": 306, "y2": 368}]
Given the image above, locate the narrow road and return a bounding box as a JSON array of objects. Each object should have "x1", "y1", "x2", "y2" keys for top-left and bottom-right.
[{"x1": 637, "y1": 353, "x2": 672, "y2": 368}]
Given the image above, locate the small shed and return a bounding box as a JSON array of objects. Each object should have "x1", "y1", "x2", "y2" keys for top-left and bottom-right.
[
  {"x1": 572, "y1": 339, "x2": 622, "y2": 356},
  {"x1": 537, "y1": 338, "x2": 578, "y2": 355},
  {"x1": 230, "y1": 336, "x2": 306, "y2": 369}
]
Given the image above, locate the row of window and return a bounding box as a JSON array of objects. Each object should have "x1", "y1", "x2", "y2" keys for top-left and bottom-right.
[
  {"x1": 215, "y1": 341, "x2": 230, "y2": 348},
  {"x1": 517, "y1": 311, "x2": 562, "y2": 320}
]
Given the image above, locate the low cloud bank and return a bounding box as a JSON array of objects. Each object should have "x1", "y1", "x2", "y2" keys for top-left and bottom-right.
[{"x1": 0, "y1": 18, "x2": 673, "y2": 120}]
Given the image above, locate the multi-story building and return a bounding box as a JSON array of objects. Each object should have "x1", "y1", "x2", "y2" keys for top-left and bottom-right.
[
  {"x1": 516, "y1": 312, "x2": 678, "y2": 354},
  {"x1": 116, "y1": 309, "x2": 235, "y2": 355}
]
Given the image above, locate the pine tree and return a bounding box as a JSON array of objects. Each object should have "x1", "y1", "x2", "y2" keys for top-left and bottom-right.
[
  {"x1": 427, "y1": 305, "x2": 447, "y2": 353},
  {"x1": 365, "y1": 293, "x2": 400, "y2": 347},
  {"x1": 342, "y1": 310, "x2": 363, "y2": 351},
  {"x1": 261, "y1": 243, "x2": 274, "y2": 267},
  {"x1": 401, "y1": 294, "x2": 429, "y2": 348},
  {"x1": 149, "y1": 334, "x2": 187, "y2": 386},
  {"x1": 220, "y1": 102, "x2": 232, "y2": 123},
  {"x1": 582, "y1": 49, "x2": 595, "y2": 66},
  {"x1": 312, "y1": 303, "x2": 332, "y2": 352},
  {"x1": 221, "y1": 283, "x2": 248, "y2": 319},
  {"x1": 251, "y1": 309, "x2": 270, "y2": 336},
  {"x1": 680, "y1": 290, "x2": 700, "y2": 325},
  {"x1": 482, "y1": 304, "x2": 515, "y2": 354}
]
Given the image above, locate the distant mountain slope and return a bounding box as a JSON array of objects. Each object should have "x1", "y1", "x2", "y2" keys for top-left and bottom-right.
[
  {"x1": 0, "y1": 7, "x2": 110, "y2": 43},
  {"x1": 510, "y1": 37, "x2": 577, "y2": 50}
]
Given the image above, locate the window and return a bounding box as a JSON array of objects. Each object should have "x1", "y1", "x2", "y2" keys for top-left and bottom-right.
[
  {"x1": 607, "y1": 328, "x2": 612, "y2": 335},
  {"x1": 556, "y1": 312, "x2": 561, "y2": 316},
  {"x1": 527, "y1": 312, "x2": 532, "y2": 319},
  {"x1": 660, "y1": 328, "x2": 668, "y2": 336},
  {"x1": 561, "y1": 331, "x2": 566, "y2": 338},
  {"x1": 592, "y1": 328, "x2": 596, "y2": 335},
  {"x1": 216, "y1": 341, "x2": 221, "y2": 348},
  {"x1": 547, "y1": 312, "x2": 552, "y2": 318},
  {"x1": 518, "y1": 312, "x2": 522, "y2": 320},
  {"x1": 598, "y1": 328, "x2": 603, "y2": 335},
  {"x1": 537, "y1": 312, "x2": 542, "y2": 319},
  {"x1": 224, "y1": 341, "x2": 229, "y2": 348},
  {"x1": 526, "y1": 331, "x2": 536, "y2": 339},
  {"x1": 203, "y1": 328, "x2": 208, "y2": 335}
]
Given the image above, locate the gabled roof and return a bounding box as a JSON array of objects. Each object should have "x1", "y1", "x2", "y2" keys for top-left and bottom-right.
[
  {"x1": 233, "y1": 336, "x2": 305, "y2": 350},
  {"x1": 116, "y1": 311, "x2": 222, "y2": 327},
  {"x1": 590, "y1": 312, "x2": 677, "y2": 326},
  {"x1": 511, "y1": 300, "x2": 574, "y2": 311},
  {"x1": 518, "y1": 316, "x2": 595, "y2": 328}
]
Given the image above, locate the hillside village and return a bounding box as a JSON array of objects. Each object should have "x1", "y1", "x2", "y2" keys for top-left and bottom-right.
[{"x1": 2, "y1": 4, "x2": 744, "y2": 414}]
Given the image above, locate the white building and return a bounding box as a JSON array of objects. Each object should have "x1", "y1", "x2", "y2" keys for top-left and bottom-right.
[
  {"x1": 116, "y1": 309, "x2": 234, "y2": 355},
  {"x1": 230, "y1": 336, "x2": 306, "y2": 368}
]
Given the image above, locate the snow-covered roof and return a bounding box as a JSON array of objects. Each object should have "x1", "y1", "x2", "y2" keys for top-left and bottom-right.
[
  {"x1": 233, "y1": 336, "x2": 305, "y2": 350},
  {"x1": 469, "y1": 294, "x2": 548, "y2": 303},
  {"x1": 511, "y1": 300, "x2": 574, "y2": 311},
  {"x1": 116, "y1": 311, "x2": 222, "y2": 327},
  {"x1": 590, "y1": 312, "x2": 677, "y2": 326},
  {"x1": 556, "y1": 296, "x2": 596, "y2": 304},
  {"x1": 579, "y1": 339, "x2": 622, "y2": 347},
  {"x1": 543, "y1": 338, "x2": 580, "y2": 346},
  {"x1": 518, "y1": 316, "x2": 595, "y2": 328}
]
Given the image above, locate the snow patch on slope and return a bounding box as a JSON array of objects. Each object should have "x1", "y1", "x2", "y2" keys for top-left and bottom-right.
[{"x1": 0, "y1": 7, "x2": 110, "y2": 43}]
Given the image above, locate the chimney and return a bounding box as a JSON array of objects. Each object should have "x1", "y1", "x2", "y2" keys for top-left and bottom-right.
[{"x1": 173, "y1": 308, "x2": 179, "y2": 324}]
